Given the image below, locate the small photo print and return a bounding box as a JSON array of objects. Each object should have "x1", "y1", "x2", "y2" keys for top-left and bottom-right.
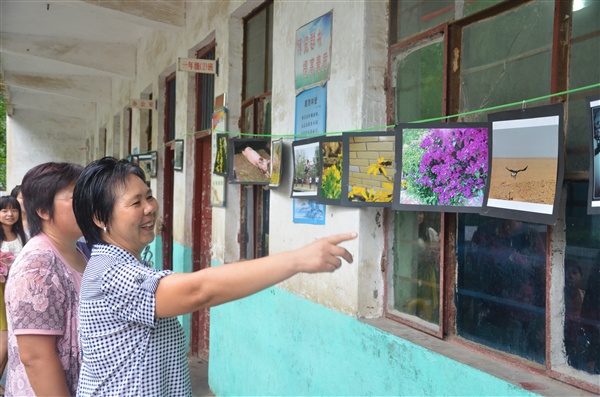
[
  {"x1": 291, "y1": 137, "x2": 321, "y2": 198},
  {"x1": 484, "y1": 103, "x2": 564, "y2": 225},
  {"x1": 393, "y1": 123, "x2": 489, "y2": 213},
  {"x1": 270, "y1": 139, "x2": 283, "y2": 188},
  {"x1": 341, "y1": 130, "x2": 395, "y2": 208},
  {"x1": 213, "y1": 134, "x2": 228, "y2": 176},
  {"x1": 316, "y1": 136, "x2": 343, "y2": 205},
  {"x1": 587, "y1": 94, "x2": 600, "y2": 214},
  {"x1": 229, "y1": 138, "x2": 271, "y2": 185}
]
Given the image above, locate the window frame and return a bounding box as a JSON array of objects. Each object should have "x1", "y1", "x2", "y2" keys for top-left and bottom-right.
[
  {"x1": 386, "y1": 1, "x2": 599, "y2": 393},
  {"x1": 240, "y1": 0, "x2": 273, "y2": 260}
]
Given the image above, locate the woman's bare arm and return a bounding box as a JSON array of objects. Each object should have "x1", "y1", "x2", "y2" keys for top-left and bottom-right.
[
  {"x1": 154, "y1": 232, "x2": 356, "y2": 318},
  {"x1": 17, "y1": 334, "x2": 71, "y2": 396}
]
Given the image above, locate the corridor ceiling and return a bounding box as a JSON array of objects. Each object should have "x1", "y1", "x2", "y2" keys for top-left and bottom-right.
[{"x1": 0, "y1": 0, "x2": 185, "y2": 121}]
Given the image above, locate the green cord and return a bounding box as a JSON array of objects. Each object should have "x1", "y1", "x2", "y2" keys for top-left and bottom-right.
[{"x1": 167, "y1": 82, "x2": 600, "y2": 143}]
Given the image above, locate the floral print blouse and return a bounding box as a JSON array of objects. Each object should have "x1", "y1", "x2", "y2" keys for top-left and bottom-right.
[{"x1": 4, "y1": 233, "x2": 84, "y2": 396}]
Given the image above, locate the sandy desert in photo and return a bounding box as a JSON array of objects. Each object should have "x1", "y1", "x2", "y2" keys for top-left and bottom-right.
[{"x1": 488, "y1": 157, "x2": 558, "y2": 204}]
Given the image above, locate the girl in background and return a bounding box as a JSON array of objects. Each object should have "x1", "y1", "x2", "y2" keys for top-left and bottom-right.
[
  {"x1": 10, "y1": 186, "x2": 28, "y2": 237},
  {"x1": 0, "y1": 196, "x2": 28, "y2": 394}
]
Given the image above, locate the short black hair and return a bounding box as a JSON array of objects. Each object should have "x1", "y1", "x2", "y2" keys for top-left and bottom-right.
[
  {"x1": 10, "y1": 185, "x2": 20, "y2": 198},
  {"x1": 73, "y1": 157, "x2": 146, "y2": 247},
  {"x1": 21, "y1": 162, "x2": 84, "y2": 237}
]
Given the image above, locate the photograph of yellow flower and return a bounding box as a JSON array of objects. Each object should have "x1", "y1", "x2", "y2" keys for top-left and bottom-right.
[
  {"x1": 213, "y1": 134, "x2": 228, "y2": 176},
  {"x1": 341, "y1": 130, "x2": 395, "y2": 208},
  {"x1": 316, "y1": 136, "x2": 343, "y2": 205}
]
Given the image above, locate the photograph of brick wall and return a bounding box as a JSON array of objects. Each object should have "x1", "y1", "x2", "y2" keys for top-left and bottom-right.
[{"x1": 343, "y1": 131, "x2": 395, "y2": 205}]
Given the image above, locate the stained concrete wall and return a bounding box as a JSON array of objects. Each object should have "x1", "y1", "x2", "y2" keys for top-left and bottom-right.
[{"x1": 6, "y1": 109, "x2": 89, "y2": 188}]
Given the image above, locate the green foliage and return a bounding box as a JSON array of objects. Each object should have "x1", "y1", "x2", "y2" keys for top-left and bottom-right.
[
  {"x1": 0, "y1": 97, "x2": 6, "y2": 191},
  {"x1": 402, "y1": 133, "x2": 436, "y2": 205},
  {"x1": 320, "y1": 155, "x2": 342, "y2": 199}
]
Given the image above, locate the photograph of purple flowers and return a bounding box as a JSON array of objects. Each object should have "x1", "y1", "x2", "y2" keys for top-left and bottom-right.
[
  {"x1": 483, "y1": 103, "x2": 564, "y2": 225},
  {"x1": 341, "y1": 130, "x2": 395, "y2": 208},
  {"x1": 392, "y1": 123, "x2": 490, "y2": 213}
]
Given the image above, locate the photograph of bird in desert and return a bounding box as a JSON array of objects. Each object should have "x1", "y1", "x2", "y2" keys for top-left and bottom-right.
[{"x1": 485, "y1": 105, "x2": 563, "y2": 223}]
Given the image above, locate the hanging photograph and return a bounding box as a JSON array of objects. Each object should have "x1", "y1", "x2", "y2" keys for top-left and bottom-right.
[
  {"x1": 393, "y1": 123, "x2": 490, "y2": 213},
  {"x1": 291, "y1": 136, "x2": 321, "y2": 198},
  {"x1": 341, "y1": 130, "x2": 395, "y2": 207},
  {"x1": 211, "y1": 107, "x2": 227, "y2": 207},
  {"x1": 315, "y1": 136, "x2": 343, "y2": 205},
  {"x1": 483, "y1": 103, "x2": 564, "y2": 225},
  {"x1": 213, "y1": 133, "x2": 228, "y2": 176},
  {"x1": 174, "y1": 139, "x2": 184, "y2": 171},
  {"x1": 269, "y1": 138, "x2": 283, "y2": 188},
  {"x1": 137, "y1": 151, "x2": 158, "y2": 186},
  {"x1": 228, "y1": 138, "x2": 271, "y2": 185},
  {"x1": 587, "y1": 94, "x2": 600, "y2": 214}
]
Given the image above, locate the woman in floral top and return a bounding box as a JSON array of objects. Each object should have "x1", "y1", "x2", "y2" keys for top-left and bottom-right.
[{"x1": 5, "y1": 162, "x2": 86, "y2": 397}]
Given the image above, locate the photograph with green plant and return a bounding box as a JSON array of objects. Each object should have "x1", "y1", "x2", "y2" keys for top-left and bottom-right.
[
  {"x1": 269, "y1": 138, "x2": 283, "y2": 187},
  {"x1": 342, "y1": 130, "x2": 395, "y2": 207},
  {"x1": 317, "y1": 137, "x2": 343, "y2": 204},
  {"x1": 395, "y1": 123, "x2": 489, "y2": 211},
  {"x1": 213, "y1": 134, "x2": 228, "y2": 176}
]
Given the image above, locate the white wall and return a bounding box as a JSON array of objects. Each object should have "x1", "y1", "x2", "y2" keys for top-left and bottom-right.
[
  {"x1": 6, "y1": 0, "x2": 388, "y2": 319},
  {"x1": 7, "y1": 109, "x2": 89, "y2": 188}
]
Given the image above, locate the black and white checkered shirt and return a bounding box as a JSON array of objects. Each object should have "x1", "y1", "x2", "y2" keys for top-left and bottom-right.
[{"x1": 77, "y1": 244, "x2": 191, "y2": 396}]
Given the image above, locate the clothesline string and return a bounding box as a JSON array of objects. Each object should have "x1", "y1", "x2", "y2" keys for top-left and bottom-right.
[{"x1": 163, "y1": 82, "x2": 600, "y2": 143}]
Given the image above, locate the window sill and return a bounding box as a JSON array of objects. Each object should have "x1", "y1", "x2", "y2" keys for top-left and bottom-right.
[{"x1": 361, "y1": 317, "x2": 597, "y2": 396}]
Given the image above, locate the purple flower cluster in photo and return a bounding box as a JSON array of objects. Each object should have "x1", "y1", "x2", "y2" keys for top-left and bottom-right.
[{"x1": 417, "y1": 128, "x2": 488, "y2": 206}]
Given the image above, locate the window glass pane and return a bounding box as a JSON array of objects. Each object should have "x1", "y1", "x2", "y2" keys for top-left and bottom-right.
[
  {"x1": 395, "y1": 41, "x2": 444, "y2": 123},
  {"x1": 564, "y1": 181, "x2": 600, "y2": 374},
  {"x1": 462, "y1": 0, "x2": 504, "y2": 17},
  {"x1": 457, "y1": 214, "x2": 547, "y2": 364},
  {"x1": 245, "y1": 9, "x2": 267, "y2": 100},
  {"x1": 390, "y1": 211, "x2": 441, "y2": 325},
  {"x1": 566, "y1": 0, "x2": 600, "y2": 173},
  {"x1": 459, "y1": 0, "x2": 554, "y2": 122},
  {"x1": 168, "y1": 78, "x2": 176, "y2": 142},
  {"x1": 267, "y1": 3, "x2": 273, "y2": 92},
  {"x1": 396, "y1": 1, "x2": 454, "y2": 42}
]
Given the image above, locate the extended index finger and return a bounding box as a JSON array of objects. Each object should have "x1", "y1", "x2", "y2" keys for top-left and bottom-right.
[{"x1": 326, "y1": 232, "x2": 358, "y2": 246}]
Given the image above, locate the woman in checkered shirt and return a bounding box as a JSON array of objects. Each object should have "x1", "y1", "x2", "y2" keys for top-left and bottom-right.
[{"x1": 72, "y1": 157, "x2": 356, "y2": 396}]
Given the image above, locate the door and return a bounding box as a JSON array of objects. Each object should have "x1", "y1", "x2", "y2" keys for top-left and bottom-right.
[
  {"x1": 190, "y1": 43, "x2": 215, "y2": 360},
  {"x1": 191, "y1": 134, "x2": 212, "y2": 360}
]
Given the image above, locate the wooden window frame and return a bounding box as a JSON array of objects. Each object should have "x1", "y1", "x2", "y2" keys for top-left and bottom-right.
[{"x1": 386, "y1": 1, "x2": 598, "y2": 393}]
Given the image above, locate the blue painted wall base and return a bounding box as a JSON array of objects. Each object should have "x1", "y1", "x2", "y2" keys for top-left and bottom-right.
[{"x1": 209, "y1": 275, "x2": 537, "y2": 396}]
